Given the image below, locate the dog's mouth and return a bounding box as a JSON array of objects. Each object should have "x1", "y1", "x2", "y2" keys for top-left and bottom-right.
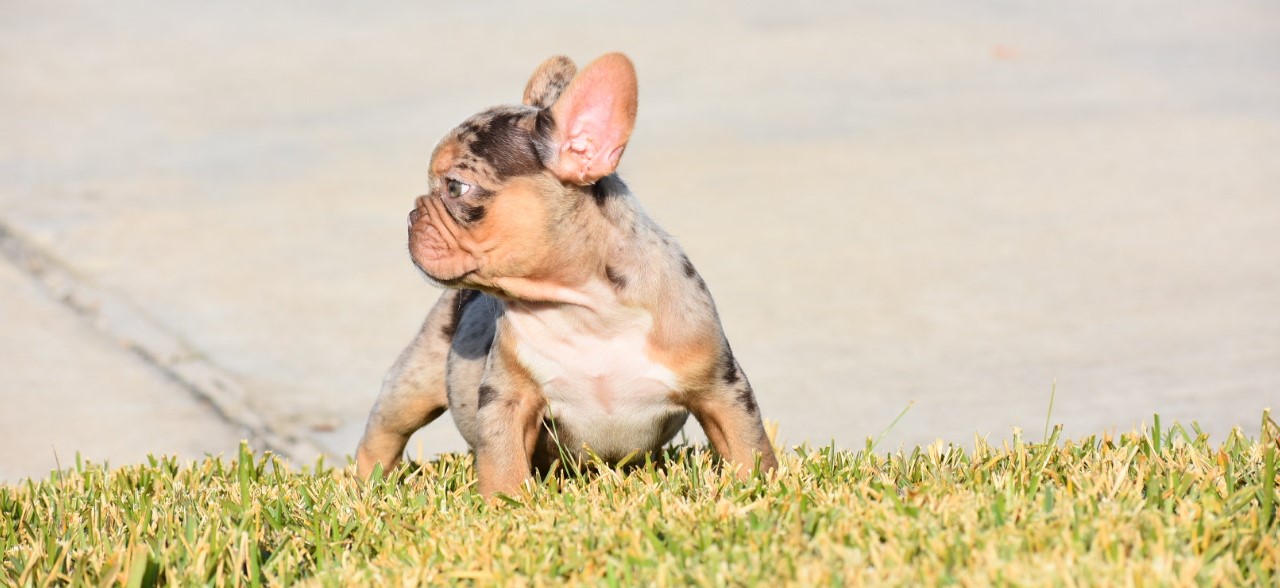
[{"x1": 408, "y1": 199, "x2": 482, "y2": 285}]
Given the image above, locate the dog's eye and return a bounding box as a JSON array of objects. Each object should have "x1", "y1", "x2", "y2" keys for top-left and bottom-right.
[{"x1": 446, "y1": 179, "x2": 471, "y2": 198}]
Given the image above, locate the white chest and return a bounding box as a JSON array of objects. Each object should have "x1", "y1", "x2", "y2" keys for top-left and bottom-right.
[{"x1": 504, "y1": 306, "x2": 686, "y2": 459}]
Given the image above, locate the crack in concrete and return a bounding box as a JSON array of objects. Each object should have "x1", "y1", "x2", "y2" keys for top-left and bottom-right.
[{"x1": 0, "y1": 218, "x2": 325, "y2": 463}]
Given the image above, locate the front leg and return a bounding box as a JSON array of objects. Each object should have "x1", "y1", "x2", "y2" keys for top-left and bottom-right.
[
  {"x1": 473, "y1": 331, "x2": 547, "y2": 498},
  {"x1": 687, "y1": 353, "x2": 778, "y2": 479},
  {"x1": 356, "y1": 289, "x2": 464, "y2": 478}
]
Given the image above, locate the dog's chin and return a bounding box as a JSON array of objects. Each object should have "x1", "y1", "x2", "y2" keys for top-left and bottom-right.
[{"x1": 414, "y1": 264, "x2": 474, "y2": 289}]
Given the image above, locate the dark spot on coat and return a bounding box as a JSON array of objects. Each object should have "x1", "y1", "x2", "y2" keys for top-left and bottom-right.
[
  {"x1": 591, "y1": 174, "x2": 627, "y2": 209},
  {"x1": 460, "y1": 203, "x2": 486, "y2": 223},
  {"x1": 437, "y1": 196, "x2": 465, "y2": 225},
  {"x1": 532, "y1": 109, "x2": 558, "y2": 165},
  {"x1": 681, "y1": 254, "x2": 709, "y2": 291},
  {"x1": 721, "y1": 351, "x2": 741, "y2": 385},
  {"x1": 465, "y1": 184, "x2": 495, "y2": 202},
  {"x1": 457, "y1": 119, "x2": 484, "y2": 137},
  {"x1": 477, "y1": 384, "x2": 498, "y2": 409},
  {"x1": 736, "y1": 385, "x2": 758, "y2": 414},
  {"x1": 526, "y1": 60, "x2": 574, "y2": 109},
  {"x1": 441, "y1": 289, "x2": 481, "y2": 339},
  {"x1": 441, "y1": 312, "x2": 458, "y2": 340},
  {"x1": 605, "y1": 265, "x2": 627, "y2": 289},
  {"x1": 465, "y1": 110, "x2": 543, "y2": 180}
]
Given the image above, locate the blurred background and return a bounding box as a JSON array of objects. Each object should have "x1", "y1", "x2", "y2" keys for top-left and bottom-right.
[{"x1": 2, "y1": 1, "x2": 1278, "y2": 482}]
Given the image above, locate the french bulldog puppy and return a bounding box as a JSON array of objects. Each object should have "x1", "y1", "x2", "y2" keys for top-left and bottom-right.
[{"x1": 356, "y1": 53, "x2": 777, "y2": 497}]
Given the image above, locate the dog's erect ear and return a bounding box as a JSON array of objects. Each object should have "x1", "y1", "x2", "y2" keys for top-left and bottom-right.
[
  {"x1": 547, "y1": 53, "x2": 638, "y2": 185},
  {"x1": 523, "y1": 56, "x2": 577, "y2": 109}
]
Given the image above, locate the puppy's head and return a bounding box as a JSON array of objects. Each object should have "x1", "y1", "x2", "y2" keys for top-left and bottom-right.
[{"x1": 409, "y1": 53, "x2": 638, "y2": 290}]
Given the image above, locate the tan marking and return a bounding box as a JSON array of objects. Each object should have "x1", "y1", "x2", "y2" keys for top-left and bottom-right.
[
  {"x1": 641, "y1": 275, "x2": 723, "y2": 396},
  {"x1": 686, "y1": 395, "x2": 778, "y2": 480},
  {"x1": 649, "y1": 331, "x2": 720, "y2": 399},
  {"x1": 431, "y1": 136, "x2": 501, "y2": 188},
  {"x1": 474, "y1": 323, "x2": 547, "y2": 498},
  {"x1": 430, "y1": 141, "x2": 460, "y2": 178}
]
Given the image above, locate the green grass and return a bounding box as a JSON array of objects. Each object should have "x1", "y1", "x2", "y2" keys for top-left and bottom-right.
[{"x1": 3, "y1": 413, "x2": 1278, "y2": 586}]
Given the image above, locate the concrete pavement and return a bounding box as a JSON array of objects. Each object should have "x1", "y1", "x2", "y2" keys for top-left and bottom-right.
[
  {"x1": 0, "y1": 242, "x2": 242, "y2": 482},
  {"x1": 2, "y1": 1, "x2": 1278, "y2": 482}
]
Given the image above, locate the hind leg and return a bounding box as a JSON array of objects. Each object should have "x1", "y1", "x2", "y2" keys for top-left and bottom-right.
[{"x1": 356, "y1": 289, "x2": 467, "y2": 477}]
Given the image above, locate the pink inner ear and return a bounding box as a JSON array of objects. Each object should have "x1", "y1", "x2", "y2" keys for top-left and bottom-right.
[
  {"x1": 551, "y1": 53, "x2": 637, "y2": 184},
  {"x1": 562, "y1": 96, "x2": 624, "y2": 156}
]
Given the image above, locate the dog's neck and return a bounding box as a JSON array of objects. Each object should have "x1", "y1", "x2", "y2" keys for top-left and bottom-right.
[{"x1": 488, "y1": 174, "x2": 667, "y2": 315}]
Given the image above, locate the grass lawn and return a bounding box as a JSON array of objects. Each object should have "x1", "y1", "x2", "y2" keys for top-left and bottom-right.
[{"x1": 3, "y1": 412, "x2": 1277, "y2": 586}]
